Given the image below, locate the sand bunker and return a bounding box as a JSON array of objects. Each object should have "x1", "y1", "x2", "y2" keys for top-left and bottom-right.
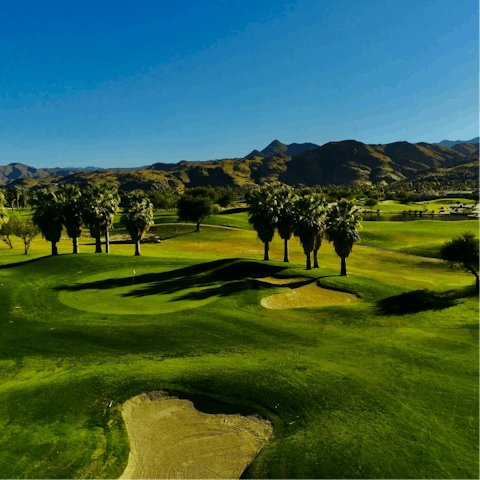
[
  {"x1": 119, "y1": 391, "x2": 273, "y2": 480},
  {"x1": 257, "y1": 277, "x2": 358, "y2": 309}
]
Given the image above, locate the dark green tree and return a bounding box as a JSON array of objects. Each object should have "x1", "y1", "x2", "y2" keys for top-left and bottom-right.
[
  {"x1": 365, "y1": 198, "x2": 378, "y2": 208},
  {"x1": 216, "y1": 191, "x2": 236, "y2": 208},
  {"x1": 0, "y1": 220, "x2": 13, "y2": 249},
  {"x1": 275, "y1": 189, "x2": 298, "y2": 263},
  {"x1": 10, "y1": 217, "x2": 40, "y2": 254},
  {"x1": 185, "y1": 187, "x2": 217, "y2": 201},
  {"x1": 293, "y1": 194, "x2": 326, "y2": 270},
  {"x1": 84, "y1": 182, "x2": 120, "y2": 253},
  {"x1": 150, "y1": 191, "x2": 178, "y2": 210},
  {"x1": 325, "y1": 199, "x2": 362, "y2": 276},
  {"x1": 11, "y1": 186, "x2": 22, "y2": 210},
  {"x1": 0, "y1": 190, "x2": 7, "y2": 227},
  {"x1": 120, "y1": 192, "x2": 154, "y2": 256},
  {"x1": 32, "y1": 189, "x2": 63, "y2": 256},
  {"x1": 247, "y1": 188, "x2": 278, "y2": 261},
  {"x1": 58, "y1": 185, "x2": 84, "y2": 254},
  {"x1": 177, "y1": 193, "x2": 218, "y2": 232},
  {"x1": 440, "y1": 232, "x2": 479, "y2": 290},
  {"x1": 468, "y1": 191, "x2": 479, "y2": 206},
  {"x1": 0, "y1": 191, "x2": 12, "y2": 248}
]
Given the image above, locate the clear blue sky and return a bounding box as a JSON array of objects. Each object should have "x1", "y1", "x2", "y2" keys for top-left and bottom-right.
[{"x1": 1, "y1": 0, "x2": 478, "y2": 168}]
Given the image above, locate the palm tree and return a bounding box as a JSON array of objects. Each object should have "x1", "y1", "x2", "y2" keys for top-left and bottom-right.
[
  {"x1": 58, "y1": 185, "x2": 84, "y2": 254},
  {"x1": 32, "y1": 189, "x2": 63, "y2": 256},
  {"x1": 247, "y1": 188, "x2": 278, "y2": 261},
  {"x1": 11, "y1": 186, "x2": 21, "y2": 210},
  {"x1": 312, "y1": 231, "x2": 324, "y2": 268},
  {"x1": 120, "y1": 192, "x2": 154, "y2": 256},
  {"x1": 84, "y1": 182, "x2": 120, "y2": 253},
  {"x1": 293, "y1": 194, "x2": 326, "y2": 270},
  {"x1": 0, "y1": 190, "x2": 8, "y2": 227},
  {"x1": 325, "y1": 199, "x2": 362, "y2": 276},
  {"x1": 275, "y1": 189, "x2": 297, "y2": 263}
]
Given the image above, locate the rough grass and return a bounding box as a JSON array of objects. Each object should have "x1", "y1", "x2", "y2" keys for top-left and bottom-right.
[{"x1": 0, "y1": 218, "x2": 478, "y2": 479}]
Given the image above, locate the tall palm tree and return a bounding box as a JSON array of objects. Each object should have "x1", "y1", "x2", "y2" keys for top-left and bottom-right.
[
  {"x1": 0, "y1": 190, "x2": 8, "y2": 227},
  {"x1": 247, "y1": 188, "x2": 278, "y2": 261},
  {"x1": 84, "y1": 182, "x2": 120, "y2": 253},
  {"x1": 32, "y1": 189, "x2": 63, "y2": 256},
  {"x1": 275, "y1": 189, "x2": 297, "y2": 263},
  {"x1": 325, "y1": 199, "x2": 362, "y2": 276},
  {"x1": 312, "y1": 231, "x2": 324, "y2": 269},
  {"x1": 58, "y1": 185, "x2": 84, "y2": 254},
  {"x1": 120, "y1": 192, "x2": 154, "y2": 256},
  {"x1": 293, "y1": 194, "x2": 326, "y2": 270}
]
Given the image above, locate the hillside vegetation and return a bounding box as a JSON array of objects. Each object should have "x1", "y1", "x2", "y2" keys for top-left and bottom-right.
[{"x1": 2, "y1": 140, "x2": 478, "y2": 192}]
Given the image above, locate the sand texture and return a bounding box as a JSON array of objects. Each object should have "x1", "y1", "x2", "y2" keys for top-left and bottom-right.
[
  {"x1": 119, "y1": 391, "x2": 273, "y2": 479},
  {"x1": 257, "y1": 277, "x2": 358, "y2": 309}
]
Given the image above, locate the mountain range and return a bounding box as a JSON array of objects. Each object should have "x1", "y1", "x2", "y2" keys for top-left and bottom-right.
[
  {"x1": 1, "y1": 138, "x2": 478, "y2": 191},
  {"x1": 436, "y1": 137, "x2": 479, "y2": 148}
]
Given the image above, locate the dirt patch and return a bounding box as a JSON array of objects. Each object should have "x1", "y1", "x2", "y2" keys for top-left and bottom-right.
[
  {"x1": 257, "y1": 277, "x2": 358, "y2": 309},
  {"x1": 119, "y1": 391, "x2": 273, "y2": 480}
]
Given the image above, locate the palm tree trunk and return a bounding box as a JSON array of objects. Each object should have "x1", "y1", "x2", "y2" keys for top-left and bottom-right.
[
  {"x1": 313, "y1": 248, "x2": 319, "y2": 268},
  {"x1": 283, "y1": 238, "x2": 289, "y2": 262},
  {"x1": 340, "y1": 256, "x2": 347, "y2": 276},
  {"x1": 72, "y1": 237, "x2": 79, "y2": 254},
  {"x1": 264, "y1": 242, "x2": 269, "y2": 261},
  {"x1": 306, "y1": 252, "x2": 311, "y2": 270},
  {"x1": 470, "y1": 267, "x2": 479, "y2": 290},
  {"x1": 51, "y1": 242, "x2": 58, "y2": 256},
  {"x1": 95, "y1": 235, "x2": 102, "y2": 253},
  {"x1": 105, "y1": 228, "x2": 110, "y2": 253},
  {"x1": 135, "y1": 240, "x2": 141, "y2": 256}
]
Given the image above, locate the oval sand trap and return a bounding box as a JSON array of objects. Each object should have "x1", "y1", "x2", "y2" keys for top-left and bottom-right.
[
  {"x1": 257, "y1": 277, "x2": 358, "y2": 309},
  {"x1": 120, "y1": 391, "x2": 273, "y2": 479}
]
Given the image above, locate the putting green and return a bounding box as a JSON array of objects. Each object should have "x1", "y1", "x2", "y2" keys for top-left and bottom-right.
[{"x1": 58, "y1": 266, "x2": 220, "y2": 315}]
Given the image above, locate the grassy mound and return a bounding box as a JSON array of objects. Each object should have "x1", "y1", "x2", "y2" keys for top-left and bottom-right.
[{"x1": 0, "y1": 223, "x2": 478, "y2": 479}]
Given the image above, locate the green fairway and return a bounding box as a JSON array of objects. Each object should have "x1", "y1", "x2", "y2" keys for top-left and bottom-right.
[
  {"x1": 0, "y1": 220, "x2": 478, "y2": 479},
  {"x1": 361, "y1": 219, "x2": 479, "y2": 257}
]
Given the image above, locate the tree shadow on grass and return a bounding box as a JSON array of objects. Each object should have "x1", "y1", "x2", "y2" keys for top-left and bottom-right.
[
  {"x1": 376, "y1": 286, "x2": 476, "y2": 315},
  {"x1": 55, "y1": 258, "x2": 287, "y2": 302},
  {"x1": 0, "y1": 256, "x2": 49, "y2": 270}
]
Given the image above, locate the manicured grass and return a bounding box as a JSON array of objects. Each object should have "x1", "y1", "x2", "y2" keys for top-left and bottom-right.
[
  {"x1": 0, "y1": 218, "x2": 478, "y2": 479},
  {"x1": 360, "y1": 219, "x2": 479, "y2": 257}
]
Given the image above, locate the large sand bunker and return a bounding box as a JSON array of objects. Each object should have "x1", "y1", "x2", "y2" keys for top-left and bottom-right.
[
  {"x1": 257, "y1": 277, "x2": 358, "y2": 309},
  {"x1": 120, "y1": 391, "x2": 273, "y2": 479}
]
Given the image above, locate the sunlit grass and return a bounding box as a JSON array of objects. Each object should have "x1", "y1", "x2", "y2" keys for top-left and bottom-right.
[{"x1": 0, "y1": 211, "x2": 478, "y2": 479}]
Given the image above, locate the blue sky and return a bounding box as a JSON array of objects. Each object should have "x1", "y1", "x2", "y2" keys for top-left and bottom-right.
[{"x1": 0, "y1": 0, "x2": 478, "y2": 168}]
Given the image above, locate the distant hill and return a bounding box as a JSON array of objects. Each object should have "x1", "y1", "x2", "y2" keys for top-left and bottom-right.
[
  {"x1": 245, "y1": 140, "x2": 319, "y2": 159},
  {"x1": 436, "y1": 137, "x2": 479, "y2": 148},
  {"x1": 0, "y1": 163, "x2": 102, "y2": 185},
  {"x1": 1, "y1": 140, "x2": 478, "y2": 191}
]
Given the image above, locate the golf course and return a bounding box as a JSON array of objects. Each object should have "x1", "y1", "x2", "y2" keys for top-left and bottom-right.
[{"x1": 0, "y1": 212, "x2": 478, "y2": 479}]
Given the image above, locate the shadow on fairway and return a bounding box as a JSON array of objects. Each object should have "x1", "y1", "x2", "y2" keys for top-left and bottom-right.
[
  {"x1": 55, "y1": 258, "x2": 287, "y2": 302},
  {"x1": 0, "y1": 256, "x2": 50, "y2": 270},
  {"x1": 376, "y1": 286, "x2": 477, "y2": 315}
]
